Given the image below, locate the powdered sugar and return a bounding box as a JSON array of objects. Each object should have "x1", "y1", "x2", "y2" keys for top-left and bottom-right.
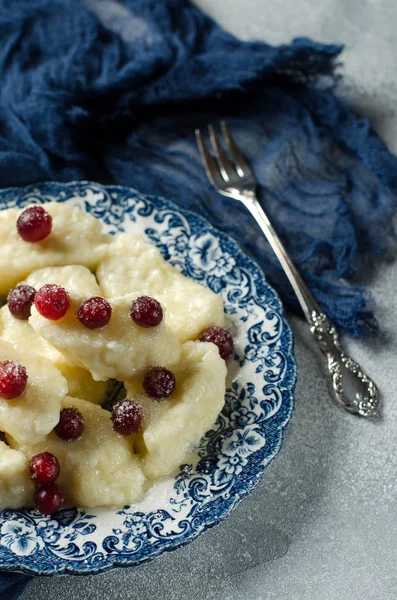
[
  {"x1": 111, "y1": 399, "x2": 143, "y2": 435},
  {"x1": 16, "y1": 205, "x2": 52, "y2": 243},
  {"x1": 7, "y1": 284, "x2": 36, "y2": 320},
  {"x1": 34, "y1": 284, "x2": 70, "y2": 320},
  {"x1": 1, "y1": 360, "x2": 23, "y2": 377},
  {"x1": 0, "y1": 359, "x2": 28, "y2": 399},
  {"x1": 77, "y1": 296, "x2": 112, "y2": 329}
]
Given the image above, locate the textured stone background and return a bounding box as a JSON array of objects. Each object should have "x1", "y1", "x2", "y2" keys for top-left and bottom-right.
[{"x1": 21, "y1": 1, "x2": 397, "y2": 598}]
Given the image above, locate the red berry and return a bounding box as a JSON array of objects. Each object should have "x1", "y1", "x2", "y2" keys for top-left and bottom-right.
[
  {"x1": 34, "y1": 284, "x2": 70, "y2": 320},
  {"x1": 29, "y1": 452, "x2": 60, "y2": 485},
  {"x1": 77, "y1": 296, "x2": 112, "y2": 329},
  {"x1": 54, "y1": 406, "x2": 85, "y2": 441},
  {"x1": 34, "y1": 484, "x2": 63, "y2": 515},
  {"x1": 7, "y1": 285, "x2": 36, "y2": 320},
  {"x1": 16, "y1": 206, "x2": 52, "y2": 243},
  {"x1": 142, "y1": 367, "x2": 175, "y2": 400},
  {"x1": 200, "y1": 327, "x2": 234, "y2": 360},
  {"x1": 0, "y1": 360, "x2": 28, "y2": 399},
  {"x1": 129, "y1": 296, "x2": 163, "y2": 328},
  {"x1": 111, "y1": 399, "x2": 143, "y2": 435}
]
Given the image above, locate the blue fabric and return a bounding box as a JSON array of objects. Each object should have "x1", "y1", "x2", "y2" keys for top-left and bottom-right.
[
  {"x1": 0, "y1": 0, "x2": 396, "y2": 339},
  {"x1": 1, "y1": 0, "x2": 397, "y2": 596}
]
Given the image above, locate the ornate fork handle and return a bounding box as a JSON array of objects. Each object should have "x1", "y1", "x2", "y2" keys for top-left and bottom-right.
[{"x1": 239, "y1": 189, "x2": 379, "y2": 417}]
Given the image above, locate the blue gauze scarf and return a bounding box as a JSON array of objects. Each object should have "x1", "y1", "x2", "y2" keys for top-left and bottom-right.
[
  {"x1": 0, "y1": 0, "x2": 396, "y2": 338},
  {"x1": 0, "y1": 0, "x2": 397, "y2": 596}
]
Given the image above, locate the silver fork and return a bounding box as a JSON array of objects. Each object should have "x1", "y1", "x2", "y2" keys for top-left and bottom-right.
[{"x1": 196, "y1": 121, "x2": 379, "y2": 417}]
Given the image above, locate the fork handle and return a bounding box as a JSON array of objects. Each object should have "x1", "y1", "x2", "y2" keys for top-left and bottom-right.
[{"x1": 240, "y1": 191, "x2": 379, "y2": 417}]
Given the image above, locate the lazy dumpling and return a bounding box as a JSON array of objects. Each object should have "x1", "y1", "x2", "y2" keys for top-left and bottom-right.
[
  {"x1": 0, "y1": 266, "x2": 107, "y2": 404},
  {"x1": 0, "y1": 202, "x2": 111, "y2": 295},
  {"x1": 24, "y1": 265, "x2": 102, "y2": 296},
  {"x1": 29, "y1": 292, "x2": 181, "y2": 382},
  {"x1": 96, "y1": 234, "x2": 225, "y2": 343},
  {"x1": 126, "y1": 340, "x2": 226, "y2": 480},
  {"x1": 9, "y1": 396, "x2": 145, "y2": 508},
  {"x1": 0, "y1": 440, "x2": 34, "y2": 509},
  {"x1": 0, "y1": 339, "x2": 67, "y2": 444}
]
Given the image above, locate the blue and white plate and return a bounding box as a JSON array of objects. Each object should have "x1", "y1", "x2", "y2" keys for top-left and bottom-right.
[{"x1": 0, "y1": 181, "x2": 296, "y2": 575}]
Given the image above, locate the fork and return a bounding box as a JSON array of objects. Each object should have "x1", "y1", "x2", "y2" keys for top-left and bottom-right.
[{"x1": 196, "y1": 121, "x2": 379, "y2": 417}]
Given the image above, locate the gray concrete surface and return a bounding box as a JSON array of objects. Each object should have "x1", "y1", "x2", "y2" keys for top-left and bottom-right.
[{"x1": 21, "y1": 1, "x2": 397, "y2": 599}]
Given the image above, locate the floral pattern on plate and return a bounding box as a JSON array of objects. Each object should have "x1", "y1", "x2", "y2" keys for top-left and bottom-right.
[{"x1": 0, "y1": 181, "x2": 296, "y2": 575}]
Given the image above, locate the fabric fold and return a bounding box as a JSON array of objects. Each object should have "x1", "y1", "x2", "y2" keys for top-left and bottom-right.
[{"x1": 0, "y1": 0, "x2": 396, "y2": 343}]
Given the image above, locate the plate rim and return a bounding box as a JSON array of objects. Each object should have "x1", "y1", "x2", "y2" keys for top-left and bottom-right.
[{"x1": 0, "y1": 180, "x2": 297, "y2": 575}]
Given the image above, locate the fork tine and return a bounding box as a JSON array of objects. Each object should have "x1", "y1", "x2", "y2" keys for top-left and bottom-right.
[
  {"x1": 208, "y1": 124, "x2": 236, "y2": 182},
  {"x1": 195, "y1": 129, "x2": 224, "y2": 189},
  {"x1": 221, "y1": 121, "x2": 251, "y2": 177}
]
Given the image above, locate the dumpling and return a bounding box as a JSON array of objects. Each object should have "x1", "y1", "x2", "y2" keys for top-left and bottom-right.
[
  {"x1": 0, "y1": 202, "x2": 111, "y2": 295},
  {"x1": 0, "y1": 339, "x2": 67, "y2": 444},
  {"x1": 96, "y1": 234, "x2": 225, "y2": 342},
  {"x1": 29, "y1": 292, "x2": 181, "y2": 382},
  {"x1": 0, "y1": 265, "x2": 108, "y2": 404},
  {"x1": 24, "y1": 265, "x2": 102, "y2": 296},
  {"x1": 0, "y1": 440, "x2": 34, "y2": 509},
  {"x1": 9, "y1": 397, "x2": 145, "y2": 508},
  {"x1": 126, "y1": 340, "x2": 226, "y2": 479}
]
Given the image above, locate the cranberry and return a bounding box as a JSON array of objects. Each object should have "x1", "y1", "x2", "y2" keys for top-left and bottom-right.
[
  {"x1": 34, "y1": 284, "x2": 70, "y2": 320},
  {"x1": 199, "y1": 327, "x2": 234, "y2": 360},
  {"x1": 16, "y1": 206, "x2": 52, "y2": 243},
  {"x1": 29, "y1": 452, "x2": 60, "y2": 485},
  {"x1": 54, "y1": 406, "x2": 85, "y2": 441},
  {"x1": 7, "y1": 285, "x2": 36, "y2": 320},
  {"x1": 142, "y1": 367, "x2": 175, "y2": 400},
  {"x1": 34, "y1": 484, "x2": 63, "y2": 515},
  {"x1": 129, "y1": 296, "x2": 163, "y2": 328},
  {"x1": 77, "y1": 296, "x2": 112, "y2": 329},
  {"x1": 0, "y1": 360, "x2": 28, "y2": 399},
  {"x1": 111, "y1": 399, "x2": 143, "y2": 435}
]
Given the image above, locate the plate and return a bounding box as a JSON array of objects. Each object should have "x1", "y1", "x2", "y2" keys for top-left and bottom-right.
[{"x1": 0, "y1": 181, "x2": 296, "y2": 575}]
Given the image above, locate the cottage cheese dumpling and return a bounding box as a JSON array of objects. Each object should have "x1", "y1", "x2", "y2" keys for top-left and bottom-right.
[
  {"x1": 0, "y1": 304, "x2": 61, "y2": 366},
  {"x1": 0, "y1": 440, "x2": 34, "y2": 509},
  {"x1": 54, "y1": 363, "x2": 107, "y2": 405},
  {"x1": 25, "y1": 265, "x2": 106, "y2": 402},
  {"x1": 126, "y1": 341, "x2": 226, "y2": 480},
  {"x1": 9, "y1": 397, "x2": 145, "y2": 508},
  {"x1": 0, "y1": 339, "x2": 67, "y2": 444},
  {"x1": 0, "y1": 264, "x2": 107, "y2": 405},
  {"x1": 0, "y1": 202, "x2": 230, "y2": 513},
  {"x1": 0, "y1": 202, "x2": 111, "y2": 295},
  {"x1": 0, "y1": 305, "x2": 106, "y2": 404},
  {"x1": 24, "y1": 265, "x2": 102, "y2": 296},
  {"x1": 30, "y1": 292, "x2": 181, "y2": 382},
  {"x1": 96, "y1": 234, "x2": 225, "y2": 342}
]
